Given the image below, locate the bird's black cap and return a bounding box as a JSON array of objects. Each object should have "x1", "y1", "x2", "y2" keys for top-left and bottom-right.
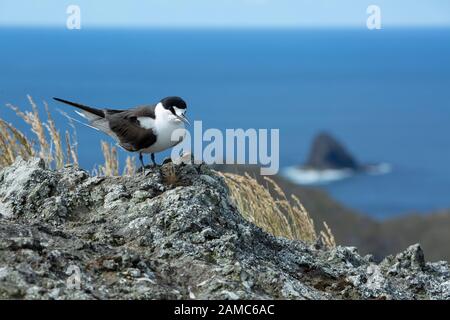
[{"x1": 161, "y1": 96, "x2": 187, "y2": 110}]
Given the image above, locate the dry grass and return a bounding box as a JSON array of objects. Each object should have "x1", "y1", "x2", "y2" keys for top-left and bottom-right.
[
  {"x1": 98, "y1": 141, "x2": 138, "y2": 177},
  {"x1": 0, "y1": 119, "x2": 34, "y2": 167},
  {"x1": 123, "y1": 155, "x2": 137, "y2": 176},
  {"x1": 65, "y1": 130, "x2": 79, "y2": 167},
  {"x1": 99, "y1": 141, "x2": 119, "y2": 176},
  {"x1": 2, "y1": 95, "x2": 78, "y2": 169},
  {"x1": 219, "y1": 172, "x2": 336, "y2": 248}
]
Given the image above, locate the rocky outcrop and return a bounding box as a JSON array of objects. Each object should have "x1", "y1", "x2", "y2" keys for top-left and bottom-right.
[
  {"x1": 0, "y1": 158, "x2": 449, "y2": 299},
  {"x1": 304, "y1": 132, "x2": 359, "y2": 170}
]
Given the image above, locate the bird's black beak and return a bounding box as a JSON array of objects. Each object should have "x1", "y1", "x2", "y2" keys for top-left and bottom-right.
[{"x1": 176, "y1": 114, "x2": 190, "y2": 125}]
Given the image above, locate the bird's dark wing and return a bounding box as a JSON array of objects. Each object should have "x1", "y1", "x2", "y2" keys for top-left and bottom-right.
[
  {"x1": 106, "y1": 104, "x2": 156, "y2": 119},
  {"x1": 105, "y1": 105, "x2": 157, "y2": 151}
]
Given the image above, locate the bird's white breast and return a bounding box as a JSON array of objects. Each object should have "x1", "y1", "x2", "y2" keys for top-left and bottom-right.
[
  {"x1": 144, "y1": 121, "x2": 185, "y2": 153},
  {"x1": 138, "y1": 103, "x2": 186, "y2": 153}
]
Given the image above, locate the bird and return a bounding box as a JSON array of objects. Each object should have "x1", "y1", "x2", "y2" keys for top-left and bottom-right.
[{"x1": 53, "y1": 96, "x2": 190, "y2": 169}]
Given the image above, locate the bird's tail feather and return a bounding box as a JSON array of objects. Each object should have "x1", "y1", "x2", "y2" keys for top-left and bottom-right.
[
  {"x1": 54, "y1": 97, "x2": 117, "y2": 140},
  {"x1": 53, "y1": 97, "x2": 105, "y2": 118},
  {"x1": 58, "y1": 109, "x2": 101, "y2": 132}
]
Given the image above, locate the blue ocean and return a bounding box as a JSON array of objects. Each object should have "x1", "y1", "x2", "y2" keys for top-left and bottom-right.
[{"x1": 1, "y1": 28, "x2": 449, "y2": 219}]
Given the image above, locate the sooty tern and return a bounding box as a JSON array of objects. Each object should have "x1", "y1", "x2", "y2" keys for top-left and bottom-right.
[{"x1": 53, "y1": 96, "x2": 189, "y2": 168}]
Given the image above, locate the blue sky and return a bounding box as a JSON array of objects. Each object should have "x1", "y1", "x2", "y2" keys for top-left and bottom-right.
[{"x1": 1, "y1": 0, "x2": 449, "y2": 28}]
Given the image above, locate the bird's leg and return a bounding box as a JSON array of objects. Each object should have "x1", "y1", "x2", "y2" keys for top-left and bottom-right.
[
  {"x1": 150, "y1": 153, "x2": 157, "y2": 167},
  {"x1": 139, "y1": 152, "x2": 145, "y2": 172}
]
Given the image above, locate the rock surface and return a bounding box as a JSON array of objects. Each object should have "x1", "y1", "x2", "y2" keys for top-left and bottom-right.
[
  {"x1": 305, "y1": 132, "x2": 359, "y2": 170},
  {"x1": 0, "y1": 158, "x2": 449, "y2": 299}
]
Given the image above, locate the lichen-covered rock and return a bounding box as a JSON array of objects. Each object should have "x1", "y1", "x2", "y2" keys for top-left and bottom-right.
[{"x1": 0, "y1": 158, "x2": 449, "y2": 299}]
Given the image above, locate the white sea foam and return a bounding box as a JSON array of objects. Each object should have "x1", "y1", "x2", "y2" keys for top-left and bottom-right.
[
  {"x1": 366, "y1": 163, "x2": 392, "y2": 175},
  {"x1": 281, "y1": 163, "x2": 392, "y2": 185},
  {"x1": 281, "y1": 167, "x2": 354, "y2": 185}
]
